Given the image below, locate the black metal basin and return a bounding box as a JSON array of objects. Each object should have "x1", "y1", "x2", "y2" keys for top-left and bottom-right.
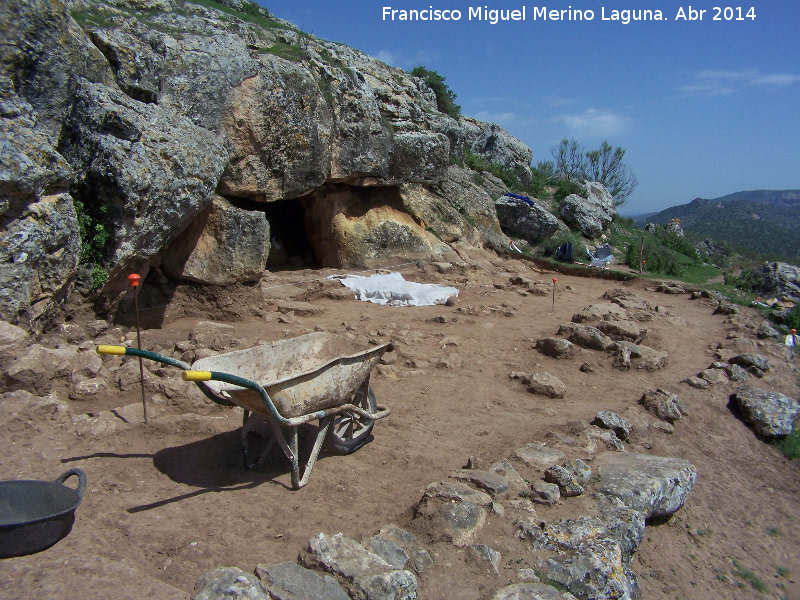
[{"x1": 0, "y1": 469, "x2": 86, "y2": 558}]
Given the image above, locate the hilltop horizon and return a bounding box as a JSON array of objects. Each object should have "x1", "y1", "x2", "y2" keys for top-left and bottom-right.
[{"x1": 622, "y1": 188, "x2": 800, "y2": 218}]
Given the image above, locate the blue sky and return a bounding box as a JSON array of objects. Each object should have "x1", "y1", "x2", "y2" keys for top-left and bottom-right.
[{"x1": 255, "y1": 1, "x2": 799, "y2": 215}]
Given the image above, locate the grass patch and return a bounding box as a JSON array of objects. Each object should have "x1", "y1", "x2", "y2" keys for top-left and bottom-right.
[
  {"x1": 318, "y1": 48, "x2": 354, "y2": 76},
  {"x1": 731, "y1": 558, "x2": 767, "y2": 592},
  {"x1": 696, "y1": 528, "x2": 712, "y2": 537},
  {"x1": 70, "y1": 7, "x2": 121, "y2": 28},
  {"x1": 258, "y1": 41, "x2": 308, "y2": 62},
  {"x1": 767, "y1": 528, "x2": 781, "y2": 537},
  {"x1": 464, "y1": 151, "x2": 523, "y2": 192},
  {"x1": 183, "y1": 0, "x2": 284, "y2": 30},
  {"x1": 773, "y1": 425, "x2": 800, "y2": 459},
  {"x1": 553, "y1": 179, "x2": 587, "y2": 203}
]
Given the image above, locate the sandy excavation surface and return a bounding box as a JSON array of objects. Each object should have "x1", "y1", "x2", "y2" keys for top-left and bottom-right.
[{"x1": 1, "y1": 253, "x2": 799, "y2": 600}]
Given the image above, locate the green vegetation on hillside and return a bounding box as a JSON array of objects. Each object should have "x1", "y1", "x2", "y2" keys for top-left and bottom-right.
[
  {"x1": 636, "y1": 196, "x2": 800, "y2": 264},
  {"x1": 408, "y1": 66, "x2": 461, "y2": 118},
  {"x1": 551, "y1": 139, "x2": 638, "y2": 206}
]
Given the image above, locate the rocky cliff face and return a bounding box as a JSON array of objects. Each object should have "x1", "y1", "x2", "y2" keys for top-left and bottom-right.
[{"x1": 0, "y1": 0, "x2": 563, "y2": 330}]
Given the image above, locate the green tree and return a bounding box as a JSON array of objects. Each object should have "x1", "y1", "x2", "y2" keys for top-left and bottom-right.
[
  {"x1": 551, "y1": 138, "x2": 587, "y2": 181},
  {"x1": 584, "y1": 141, "x2": 638, "y2": 205},
  {"x1": 550, "y1": 138, "x2": 639, "y2": 206},
  {"x1": 409, "y1": 66, "x2": 461, "y2": 119}
]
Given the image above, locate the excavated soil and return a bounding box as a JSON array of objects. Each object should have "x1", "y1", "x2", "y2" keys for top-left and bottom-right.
[{"x1": 2, "y1": 254, "x2": 799, "y2": 600}]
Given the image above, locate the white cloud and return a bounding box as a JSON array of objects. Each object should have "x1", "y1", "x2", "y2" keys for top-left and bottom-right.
[
  {"x1": 374, "y1": 50, "x2": 397, "y2": 66},
  {"x1": 371, "y1": 49, "x2": 442, "y2": 71},
  {"x1": 472, "y1": 111, "x2": 529, "y2": 127},
  {"x1": 753, "y1": 73, "x2": 800, "y2": 86},
  {"x1": 678, "y1": 69, "x2": 800, "y2": 96},
  {"x1": 555, "y1": 108, "x2": 630, "y2": 138}
]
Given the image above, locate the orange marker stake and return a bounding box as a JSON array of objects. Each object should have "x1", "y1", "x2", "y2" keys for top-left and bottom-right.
[
  {"x1": 128, "y1": 273, "x2": 147, "y2": 424},
  {"x1": 552, "y1": 278, "x2": 557, "y2": 312}
]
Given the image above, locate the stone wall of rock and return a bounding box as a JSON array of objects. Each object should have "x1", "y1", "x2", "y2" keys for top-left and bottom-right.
[{"x1": 1, "y1": 0, "x2": 541, "y2": 328}]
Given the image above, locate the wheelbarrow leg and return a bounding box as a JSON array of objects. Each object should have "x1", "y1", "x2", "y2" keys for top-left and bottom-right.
[
  {"x1": 241, "y1": 413, "x2": 278, "y2": 469},
  {"x1": 287, "y1": 417, "x2": 332, "y2": 489}
]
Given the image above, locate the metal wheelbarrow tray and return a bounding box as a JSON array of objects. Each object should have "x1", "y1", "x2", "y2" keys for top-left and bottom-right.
[{"x1": 97, "y1": 332, "x2": 392, "y2": 488}]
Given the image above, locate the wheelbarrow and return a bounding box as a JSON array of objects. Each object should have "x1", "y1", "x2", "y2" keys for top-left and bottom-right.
[{"x1": 97, "y1": 332, "x2": 392, "y2": 489}]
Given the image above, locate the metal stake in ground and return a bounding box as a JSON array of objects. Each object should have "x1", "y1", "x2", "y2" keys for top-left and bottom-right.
[
  {"x1": 552, "y1": 278, "x2": 557, "y2": 311},
  {"x1": 128, "y1": 273, "x2": 147, "y2": 424}
]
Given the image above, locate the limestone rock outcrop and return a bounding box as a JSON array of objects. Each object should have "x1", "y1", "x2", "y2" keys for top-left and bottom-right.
[
  {"x1": 162, "y1": 196, "x2": 270, "y2": 285},
  {"x1": 2, "y1": 0, "x2": 537, "y2": 325},
  {"x1": 559, "y1": 182, "x2": 616, "y2": 238},
  {"x1": 494, "y1": 195, "x2": 561, "y2": 243}
]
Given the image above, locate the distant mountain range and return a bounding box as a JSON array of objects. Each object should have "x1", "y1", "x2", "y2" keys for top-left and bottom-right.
[{"x1": 634, "y1": 190, "x2": 800, "y2": 261}]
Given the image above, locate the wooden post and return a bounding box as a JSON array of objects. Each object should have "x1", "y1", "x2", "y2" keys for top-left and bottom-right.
[
  {"x1": 128, "y1": 273, "x2": 147, "y2": 424},
  {"x1": 639, "y1": 236, "x2": 644, "y2": 274}
]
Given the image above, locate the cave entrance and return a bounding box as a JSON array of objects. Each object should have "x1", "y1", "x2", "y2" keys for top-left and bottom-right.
[
  {"x1": 262, "y1": 197, "x2": 316, "y2": 270},
  {"x1": 225, "y1": 195, "x2": 317, "y2": 271}
]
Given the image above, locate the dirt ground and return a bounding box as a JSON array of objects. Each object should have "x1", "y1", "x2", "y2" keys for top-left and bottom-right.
[{"x1": 2, "y1": 252, "x2": 799, "y2": 600}]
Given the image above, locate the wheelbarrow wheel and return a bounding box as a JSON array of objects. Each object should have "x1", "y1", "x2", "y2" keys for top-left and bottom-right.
[{"x1": 327, "y1": 386, "x2": 376, "y2": 454}]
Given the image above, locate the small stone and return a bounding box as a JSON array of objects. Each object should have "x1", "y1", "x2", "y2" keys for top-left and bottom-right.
[
  {"x1": 683, "y1": 376, "x2": 709, "y2": 389},
  {"x1": 468, "y1": 544, "x2": 501, "y2": 575},
  {"x1": 592, "y1": 410, "x2": 631, "y2": 440},
  {"x1": 544, "y1": 465, "x2": 584, "y2": 497},
  {"x1": 529, "y1": 481, "x2": 560, "y2": 505}
]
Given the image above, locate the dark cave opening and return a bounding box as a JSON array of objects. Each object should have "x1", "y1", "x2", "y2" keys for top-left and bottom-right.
[{"x1": 224, "y1": 195, "x2": 317, "y2": 270}]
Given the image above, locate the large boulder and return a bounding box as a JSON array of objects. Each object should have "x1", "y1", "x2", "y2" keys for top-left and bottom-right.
[
  {"x1": 0, "y1": 81, "x2": 80, "y2": 328},
  {"x1": 0, "y1": 192, "x2": 80, "y2": 329},
  {"x1": 401, "y1": 166, "x2": 507, "y2": 249},
  {"x1": 517, "y1": 510, "x2": 644, "y2": 600},
  {"x1": 594, "y1": 452, "x2": 697, "y2": 519},
  {"x1": 494, "y1": 195, "x2": 561, "y2": 243},
  {"x1": 299, "y1": 533, "x2": 418, "y2": 600},
  {"x1": 58, "y1": 80, "x2": 228, "y2": 292},
  {"x1": 557, "y1": 322, "x2": 613, "y2": 351},
  {"x1": 559, "y1": 182, "x2": 616, "y2": 238},
  {"x1": 304, "y1": 185, "x2": 449, "y2": 268},
  {"x1": 162, "y1": 196, "x2": 270, "y2": 285},
  {"x1": 192, "y1": 567, "x2": 267, "y2": 600},
  {"x1": 747, "y1": 262, "x2": 800, "y2": 302},
  {"x1": 217, "y1": 64, "x2": 333, "y2": 202},
  {"x1": 464, "y1": 119, "x2": 533, "y2": 186},
  {"x1": 733, "y1": 385, "x2": 800, "y2": 439},
  {"x1": 0, "y1": 0, "x2": 113, "y2": 141}
]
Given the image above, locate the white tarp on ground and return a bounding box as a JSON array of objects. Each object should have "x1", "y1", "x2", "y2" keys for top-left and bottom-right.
[{"x1": 338, "y1": 272, "x2": 459, "y2": 306}]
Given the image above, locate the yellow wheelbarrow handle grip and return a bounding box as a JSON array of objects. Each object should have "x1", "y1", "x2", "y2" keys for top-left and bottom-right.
[
  {"x1": 182, "y1": 370, "x2": 213, "y2": 382},
  {"x1": 96, "y1": 345, "x2": 127, "y2": 355}
]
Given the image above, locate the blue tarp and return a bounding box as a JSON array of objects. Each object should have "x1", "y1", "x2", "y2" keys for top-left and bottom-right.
[{"x1": 503, "y1": 192, "x2": 534, "y2": 206}]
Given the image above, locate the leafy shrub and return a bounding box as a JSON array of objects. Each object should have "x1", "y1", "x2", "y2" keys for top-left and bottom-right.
[
  {"x1": 464, "y1": 151, "x2": 521, "y2": 191},
  {"x1": 617, "y1": 216, "x2": 635, "y2": 228},
  {"x1": 527, "y1": 165, "x2": 551, "y2": 200},
  {"x1": 774, "y1": 426, "x2": 800, "y2": 459},
  {"x1": 783, "y1": 304, "x2": 800, "y2": 330},
  {"x1": 625, "y1": 239, "x2": 687, "y2": 277},
  {"x1": 409, "y1": 66, "x2": 461, "y2": 118},
  {"x1": 239, "y1": 0, "x2": 269, "y2": 18},
  {"x1": 657, "y1": 231, "x2": 700, "y2": 262},
  {"x1": 75, "y1": 200, "x2": 114, "y2": 290},
  {"x1": 75, "y1": 200, "x2": 111, "y2": 264},
  {"x1": 554, "y1": 180, "x2": 587, "y2": 203},
  {"x1": 91, "y1": 265, "x2": 109, "y2": 290}
]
